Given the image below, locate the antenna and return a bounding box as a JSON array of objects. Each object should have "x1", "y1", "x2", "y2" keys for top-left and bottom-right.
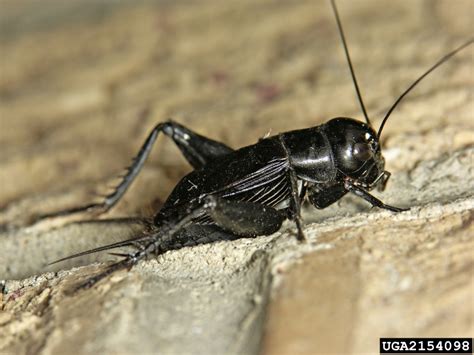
[
  {"x1": 330, "y1": 0, "x2": 371, "y2": 126},
  {"x1": 378, "y1": 38, "x2": 473, "y2": 138}
]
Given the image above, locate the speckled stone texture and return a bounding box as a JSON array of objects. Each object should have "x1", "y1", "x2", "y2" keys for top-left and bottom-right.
[{"x1": 1, "y1": 0, "x2": 472, "y2": 354}]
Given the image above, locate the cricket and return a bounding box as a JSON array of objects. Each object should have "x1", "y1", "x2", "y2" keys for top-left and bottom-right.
[{"x1": 26, "y1": 0, "x2": 472, "y2": 292}]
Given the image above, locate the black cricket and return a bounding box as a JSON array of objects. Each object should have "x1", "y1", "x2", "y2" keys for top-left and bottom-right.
[{"x1": 46, "y1": 0, "x2": 472, "y2": 290}]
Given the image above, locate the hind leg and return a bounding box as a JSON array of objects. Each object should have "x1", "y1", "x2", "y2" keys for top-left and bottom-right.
[
  {"x1": 70, "y1": 196, "x2": 285, "y2": 291},
  {"x1": 161, "y1": 120, "x2": 233, "y2": 169},
  {"x1": 35, "y1": 121, "x2": 233, "y2": 222},
  {"x1": 156, "y1": 195, "x2": 287, "y2": 248}
]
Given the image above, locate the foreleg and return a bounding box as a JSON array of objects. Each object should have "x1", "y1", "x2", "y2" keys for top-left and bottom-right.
[{"x1": 344, "y1": 179, "x2": 408, "y2": 212}]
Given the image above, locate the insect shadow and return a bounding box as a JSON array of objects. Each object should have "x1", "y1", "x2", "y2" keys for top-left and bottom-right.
[{"x1": 35, "y1": 0, "x2": 472, "y2": 291}]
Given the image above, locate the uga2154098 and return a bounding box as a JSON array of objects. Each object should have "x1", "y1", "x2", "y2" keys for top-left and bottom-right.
[{"x1": 38, "y1": 0, "x2": 472, "y2": 291}]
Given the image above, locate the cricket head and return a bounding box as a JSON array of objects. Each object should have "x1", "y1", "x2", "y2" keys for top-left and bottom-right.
[{"x1": 326, "y1": 117, "x2": 387, "y2": 189}]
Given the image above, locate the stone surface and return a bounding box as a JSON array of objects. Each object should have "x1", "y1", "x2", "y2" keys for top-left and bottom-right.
[{"x1": 1, "y1": 0, "x2": 472, "y2": 354}]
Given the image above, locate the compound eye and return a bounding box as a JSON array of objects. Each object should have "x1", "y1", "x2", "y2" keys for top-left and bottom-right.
[{"x1": 352, "y1": 142, "x2": 372, "y2": 161}]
